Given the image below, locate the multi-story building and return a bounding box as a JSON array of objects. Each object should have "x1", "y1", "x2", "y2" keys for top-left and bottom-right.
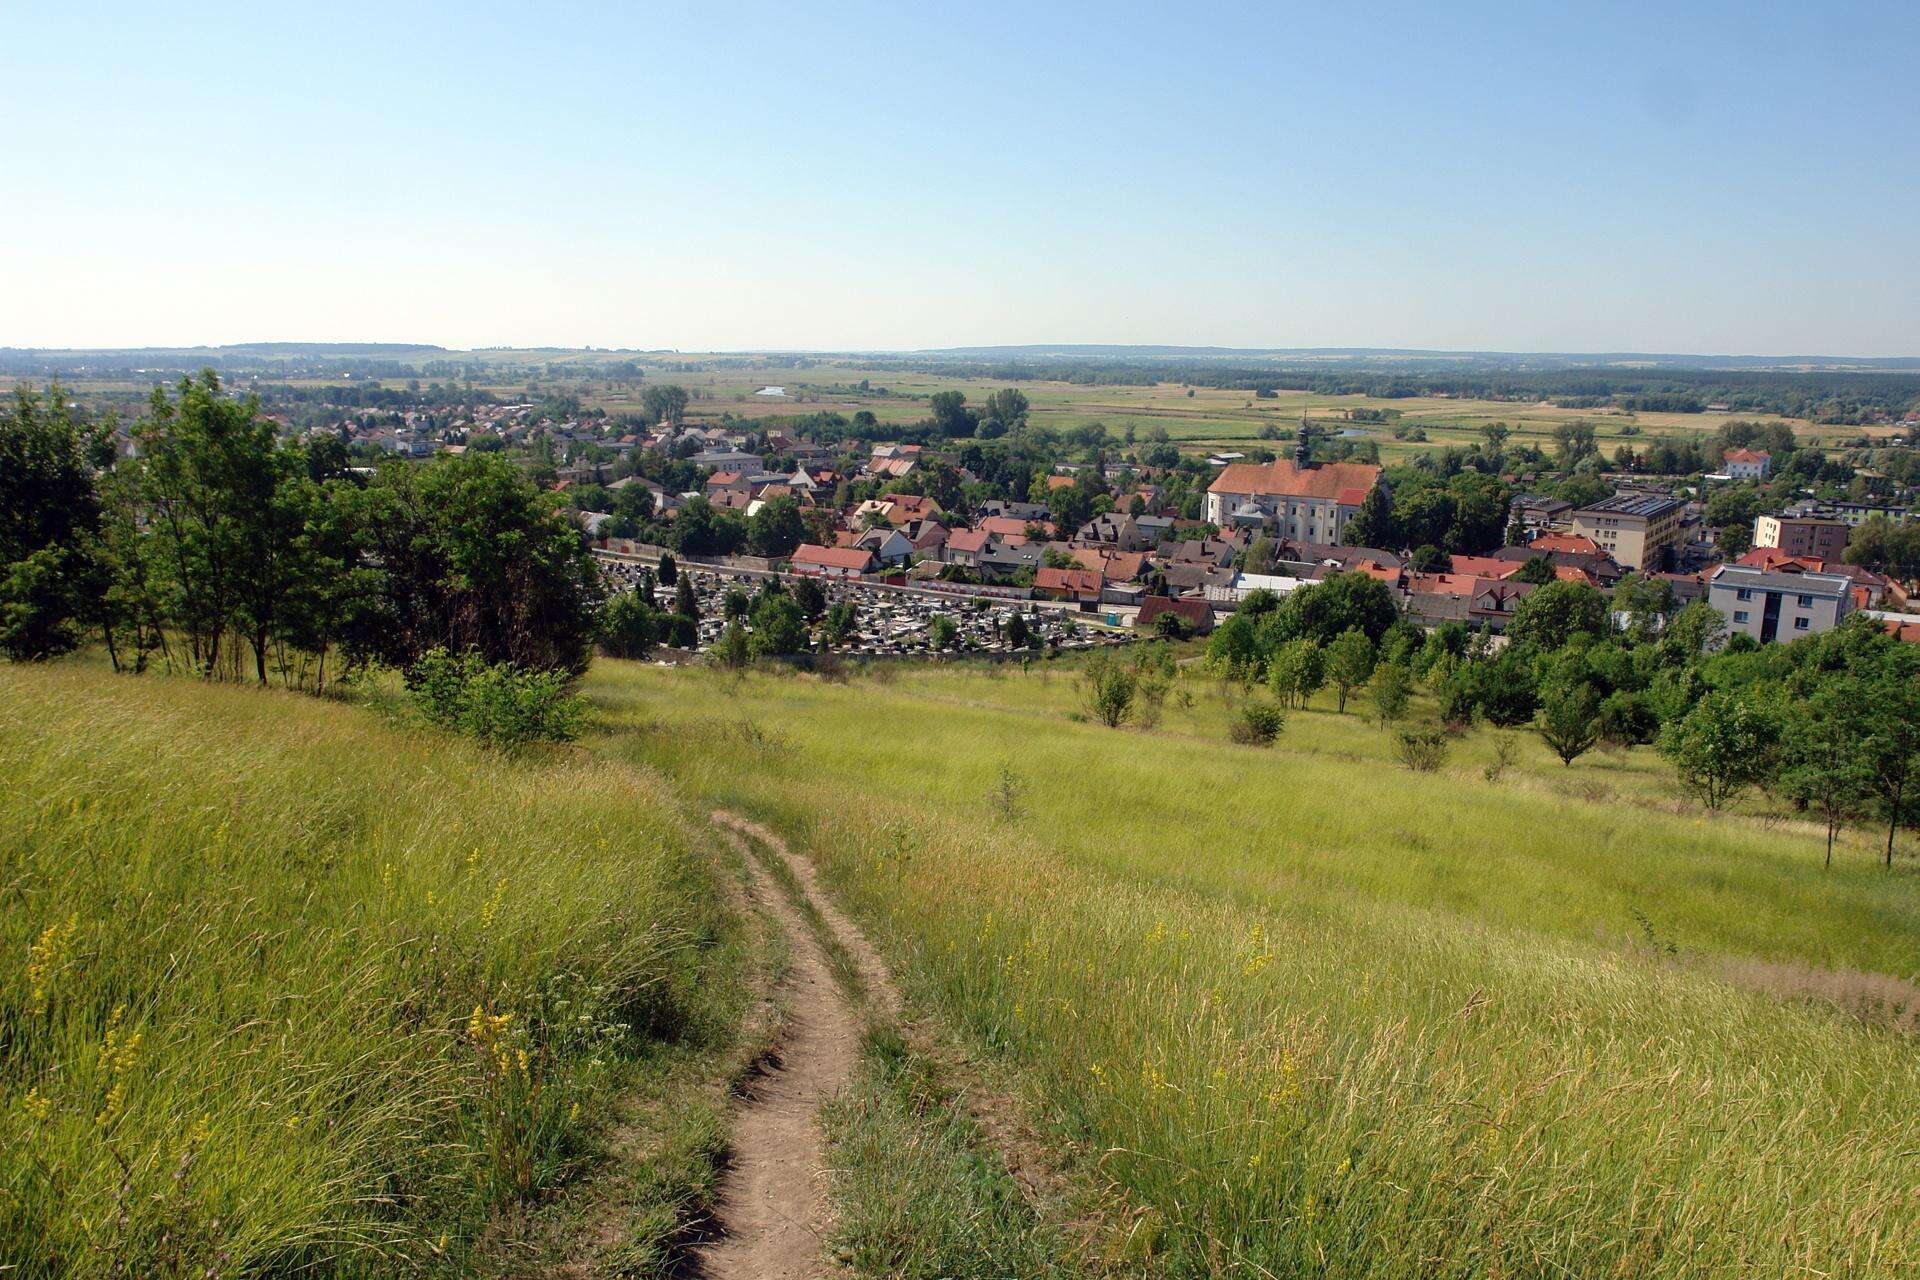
[
  {"x1": 1568, "y1": 491, "x2": 1687, "y2": 572},
  {"x1": 1204, "y1": 439, "x2": 1381, "y2": 545},
  {"x1": 1509, "y1": 494, "x2": 1572, "y2": 539},
  {"x1": 1722, "y1": 448, "x2": 1772, "y2": 480},
  {"x1": 1783, "y1": 499, "x2": 1912, "y2": 528},
  {"x1": 1753, "y1": 513, "x2": 1850, "y2": 563},
  {"x1": 1707, "y1": 564, "x2": 1854, "y2": 643}
]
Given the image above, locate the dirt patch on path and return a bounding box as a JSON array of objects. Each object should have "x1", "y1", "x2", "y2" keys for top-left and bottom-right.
[{"x1": 691, "y1": 812, "x2": 897, "y2": 1279}]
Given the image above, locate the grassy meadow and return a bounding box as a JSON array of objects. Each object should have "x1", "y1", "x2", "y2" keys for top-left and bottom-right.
[
  {"x1": 591, "y1": 657, "x2": 1920, "y2": 1278},
  {"x1": 0, "y1": 666, "x2": 751, "y2": 1278}
]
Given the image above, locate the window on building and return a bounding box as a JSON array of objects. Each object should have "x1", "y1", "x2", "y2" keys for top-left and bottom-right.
[
  {"x1": 1797, "y1": 594, "x2": 1813, "y2": 608},
  {"x1": 1794, "y1": 617, "x2": 1810, "y2": 630},
  {"x1": 1733, "y1": 610, "x2": 1750, "y2": 623},
  {"x1": 1736, "y1": 588, "x2": 1752, "y2": 601}
]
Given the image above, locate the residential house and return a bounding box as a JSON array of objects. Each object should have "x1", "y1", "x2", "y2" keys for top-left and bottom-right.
[
  {"x1": 1723, "y1": 448, "x2": 1772, "y2": 480},
  {"x1": 1033, "y1": 566, "x2": 1104, "y2": 604},
  {"x1": 1074, "y1": 512, "x2": 1152, "y2": 552},
  {"x1": 790, "y1": 544, "x2": 876, "y2": 578},
  {"x1": 1136, "y1": 596, "x2": 1216, "y2": 635}
]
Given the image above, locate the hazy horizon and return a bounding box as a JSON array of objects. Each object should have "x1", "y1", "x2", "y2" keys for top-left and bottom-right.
[{"x1": 6, "y1": 1, "x2": 1916, "y2": 356}]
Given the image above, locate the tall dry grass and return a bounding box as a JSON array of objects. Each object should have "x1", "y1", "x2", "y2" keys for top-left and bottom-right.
[
  {"x1": 0, "y1": 666, "x2": 739, "y2": 1278},
  {"x1": 596, "y1": 661, "x2": 1920, "y2": 1278}
]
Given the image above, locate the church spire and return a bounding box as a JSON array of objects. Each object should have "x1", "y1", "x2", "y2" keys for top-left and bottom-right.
[{"x1": 1294, "y1": 416, "x2": 1314, "y2": 470}]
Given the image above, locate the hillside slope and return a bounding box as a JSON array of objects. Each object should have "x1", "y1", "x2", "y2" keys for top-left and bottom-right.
[
  {"x1": 0, "y1": 668, "x2": 747, "y2": 1278},
  {"x1": 597, "y1": 660, "x2": 1920, "y2": 1278}
]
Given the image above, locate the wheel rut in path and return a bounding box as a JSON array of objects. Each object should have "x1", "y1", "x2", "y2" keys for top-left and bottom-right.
[{"x1": 692, "y1": 811, "x2": 898, "y2": 1280}]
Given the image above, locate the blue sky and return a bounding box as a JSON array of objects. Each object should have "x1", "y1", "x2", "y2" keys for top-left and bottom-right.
[{"x1": 2, "y1": 0, "x2": 1915, "y2": 354}]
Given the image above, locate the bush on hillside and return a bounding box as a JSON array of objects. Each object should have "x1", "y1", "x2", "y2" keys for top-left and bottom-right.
[
  {"x1": 1231, "y1": 699, "x2": 1287, "y2": 746},
  {"x1": 1397, "y1": 728, "x2": 1450, "y2": 772},
  {"x1": 406, "y1": 647, "x2": 585, "y2": 747}
]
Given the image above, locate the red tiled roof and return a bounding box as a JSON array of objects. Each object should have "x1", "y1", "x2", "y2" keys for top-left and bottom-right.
[
  {"x1": 1724, "y1": 448, "x2": 1771, "y2": 464},
  {"x1": 1035, "y1": 566, "x2": 1103, "y2": 595},
  {"x1": 1529, "y1": 533, "x2": 1601, "y2": 555},
  {"x1": 1407, "y1": 572, "x2": 1494, "y2": 598},
  {"x1": 1137, "y1": 596, "x2": 1213, "y2": 628},
  {"x1": 1045, "y1": 474, "x2": 1076, "y2": 491},
  {"x1": 978, "y1": 516, "x2": 1039, "y2": 538},
  {"x1": 1207, "y1": 459, "x2": 1381, "y2": 503},
  {"x1": 945, "y1": 528, "x2": 992, "y2": 554},
  {"x1": 792, "y1": 543, "x2": 874, "y2": 571},
  {"x1": 1448, "y1": 555, "x2": 1516, "y2": 579}
]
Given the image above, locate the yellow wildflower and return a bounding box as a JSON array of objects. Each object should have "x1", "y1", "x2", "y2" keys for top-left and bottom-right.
[{"x1": 26, "y1": 914, "x2": 80, "y2": 1013}]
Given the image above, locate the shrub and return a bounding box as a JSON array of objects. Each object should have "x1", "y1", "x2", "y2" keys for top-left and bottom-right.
[
  {"x1": 405, "y1": 647, "x2": 584, "y2": 747},
  {"x1": 1484, "y1": 733, "x2": 1520, "y2": 782},
  {"x1": 1231, "y1": 700, "x2": 1287, "y2": 746},
  {"x1": 1079, "y1": 653, "x2": 1138, "y2": 728},
  {"x1": 1397, "y1": 728, "x2": 1450, "y2": 773}
]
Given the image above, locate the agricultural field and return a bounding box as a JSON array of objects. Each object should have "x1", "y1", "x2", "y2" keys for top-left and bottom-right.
[
  {"x1": 0, "y1": 665, "x2": 759, "y2": 1279},
  {"x1": 559, "y1": 361, "x2": 1849, "y2": 464},
  {"x1": 591, "y1": 656, "x2": 1920, "y2": 1278},
  {"x1": 8, "y1": 353, "x2": 1863, "y2": 468}
]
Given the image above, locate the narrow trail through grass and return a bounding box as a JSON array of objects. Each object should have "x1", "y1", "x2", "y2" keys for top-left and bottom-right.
[{"x1": 693, "y1": 814, "x2": 870, "y2": 1280}]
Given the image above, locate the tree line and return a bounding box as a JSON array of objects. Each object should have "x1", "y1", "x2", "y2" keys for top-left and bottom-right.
[
  {"x1": 1198, "y1": 571, "x2": 1920, "y2": 867},
  {"x1": 1, "y1": 375, "x2": 601, "y2": 687}
]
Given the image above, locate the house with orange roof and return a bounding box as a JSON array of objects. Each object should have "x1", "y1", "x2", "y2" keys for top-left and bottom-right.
[
  {"x1": 790, "y1": 543, "x2": 876, "y2": 578},
  {"x1": 1033, "y1": 566, "x2": 1104, "y2": 603},
  {"x1": 1723, "y1": 448, "x2": 1772, "y2": 480}
]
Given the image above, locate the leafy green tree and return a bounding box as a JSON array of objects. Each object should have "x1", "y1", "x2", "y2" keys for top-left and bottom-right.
[
  {"x1": 657, "y1": 552, "x2": 678, "y2": 585},
  {"x1": 1779, "y1": 678, "x2": 1877, "y2": 869},
  {"x1": 823, "y1": 601, "x2": 858, "y2": 646},
  {"x1": 673, "y1": 572, "x2": 698, "y2": 620},
  {"x1": 748, "y1": 595, "x2": 808, "y2": 657},
  {"x1": 1271, "y1": 571, "x2": 1398, "y2": 645},
  {"x1": 713, "y1": 621, "x2": 751, "y2": 669},
  {"x1": 929, "y1": 390, "x2": 975, "y2": 437},
  {"x1": 1659, "y1": 600, "x2": 1726, "y2": 665},
  {"x1": 1267, "y1": 638, "x2": 1326, "y2": 708},
  {"x1": 1204, "y1": 611, "x2": 1263, "y2": 681},
  {"x1": 1343, "y1": 485, "x2": 1397, "y2": 549},
  {"x1": 1324, "y1": 629, "x2": 1377, "y2": 713},
  {"x1": 640, "y1": 384, "x2": 690, "y2": 425},
  {"x1": 1511, "y1": 555, "x2": 1557, "y2": 585},
  {"x1": 1539, "y1": 683, "x2": 1602, "y2": 765},
  {"x1": 722, "y1": 588, "x2": 751, "y2": 621},
  {"x1": 1475, "y1": 651, "x2": 1541, "y2": 727},
  {"x1": 1003, "y1": 611, "x2": 1030, "y2": 649},
  {"x1": 747, "y1": 496, "x2": 806, "y2": 558},
  {"x1": 1368, "y1": 661, "x2": 1413, "y2": 727},
  {"x1": 1855, "y1": 669, "x2": 1920, "y2": 868},
  {"x1": 983, "y1": 388, "x2": 1030, "y2": 428},
  {"x1": 1658, "y1": 690, "x2": 1779, "y2": 810},
  {"x1": 791, "y1": 575, "x2": 826, "y2": 620},
  {"x1": 339, "y1": 452, "x2": 602, "y2": 674},
  {"x1": 1613, "y1": 573, "x2": 1676, "y2": 639},
  {"x1": 1506, "y1": 581, "x2": 1609, "y2": 651},
  {"x1": 0, "y1": 385, "x2": 111, "y2": 661},
  {"x1": 598, "y1": 592, "x2": 659, "y2": 659},
  {"x1": 928, "y1": 615, "x2": 958, "y2": 649}
]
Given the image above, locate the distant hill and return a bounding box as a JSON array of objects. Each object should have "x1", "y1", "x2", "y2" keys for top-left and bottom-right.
[{"x1": 913, "y1": 344, "x2": 1920, "y2": 372}]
